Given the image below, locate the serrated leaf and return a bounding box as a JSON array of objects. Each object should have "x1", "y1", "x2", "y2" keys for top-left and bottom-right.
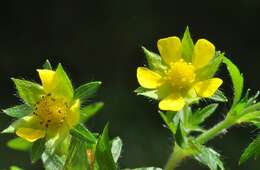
[
  {"x1": 70, "y1": 124, "x2": 97, "y2": 144},
  {"x1": 43, "y1": 59, "x2": 53, "y2": 70},
  {"x1": 142, "y1": 46, "x2": 166, "y2": 74},
  {"x1": 64, "y1": 136, "x2": 90, "y2": 170},
  {"x1": 74, "y1": 81, "x2": 102, "y2": 104},
  {"x1": 181, "y1": 26, "x2": 194, "y2": 62},
  {"x1": 111, "y1": 137, "x2": 123, "y2": 162},
  {"x1": 193, "y1": 143, "x2": 224, "y2": 170},
  {"x1": 209, "y1": 90, "x2": 228, "y2": 102},
  {"x1": 3, "y1": 104, "x2": 32, "y2": 118},
  {"x1": 239, "y1": 136, "x2": 260, "y2": 164},
  {"x1": 53, "y1": 64, "x2": 74, "y2": 100},
  {"x1": 80, "y1": 102, "x2": 104, "y2": 123},
  {"x1": 196, "y1": 52, "x2": 224, "y2": 80},
  {"x1": 135, "y1": 87, "x2": 159, "y2": 100},
  {"x1": 7, "y1": 137, "x2": 32, "y2": 151},
  {"x1": 11, "y1": 78, "x2": 44, "y2": 106},
  {"x1": 175, "y1": 121, "x2": 187, "y2": 148},
  {"x1": 42, "y1": 151, "x2": 65, "y2": 170},
  {"x1": 31, "y1": 138, "x2": 45, "y2": 163},
  {"x1": 95, "y1": 124, "x2": 117, "y2": 170},
  {"x1": 191, "y1": 104, "x2": 219, "y2": 126},
  {"x1": 123, "y1": 168, "x2": 162, "y2": 170},
  {"x1": 223, "y1": 57, "x2": 244, "y2": 106}
]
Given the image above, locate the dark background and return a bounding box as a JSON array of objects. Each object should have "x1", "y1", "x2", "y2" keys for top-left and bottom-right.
[{"x1": 0, "y1": 0, "x2": 259, "y2": 169}]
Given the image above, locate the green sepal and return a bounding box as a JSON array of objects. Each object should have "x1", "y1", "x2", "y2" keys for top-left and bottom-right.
[
  {"x1": 70, "y1": 124, "x2": 97, "y2": 144},
  {"x1": 80, "y1": 102, "x2": 104, "y2": 123},
  {"x1": 30, "y1": 138, "x2": 45, "y2": 163},
  {"x1": 9, "y1": 166, "x2": 24, "y2": 170},
  {"x1": 7, "y1": 137, "x2": 32, "y2": 151},
  {"x1": 95, "y1": 123, "x2": 117, "y2": 170},
  {"x1": 43, "y1": 59, "x2": 53, "y2": 70},
  {"x1": 53, "y1": 64, "x2": 74, "y2": 100},
  {"x1": 191, "y1": 104, "x2": 219, "y2": 126},
  {"x1": 158, "y1": 111, "x2": 177, "y2": 134},
  {"x1": 142, "y1": 46, "x2": 167, "y2": 74},
  {"x1": 135, "y1": 87, "x2": 159, "y2": 100},
  {"x1": 209, "y1": 90, "x2": 228, "y2": 102},
  {"x1": 196, "y1": 51, "x2": 224, "y2": 80},
  {"x1": 11, "y1": 78, "x2": 44, "y2": 106},
  {"x1": 181, "y1": 26, "x2": 194, "y2": 62},
  {"x1": 74, "y1": 81, "x2": 102, "y2": 104},
  {"x1": 3, "y1": 104, "x2": 32, "y2": 118}
]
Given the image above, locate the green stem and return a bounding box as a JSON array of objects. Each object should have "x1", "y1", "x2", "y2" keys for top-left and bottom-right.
[
  {"x1": 196, "y1": 115, "x2": 235, "y2": 144},
  {"x1": 164, "y1": 114, "x2": 237, "y2": 170},
  {"x1": 164, "y1": 144, "x2": 187, "y2": 170}
]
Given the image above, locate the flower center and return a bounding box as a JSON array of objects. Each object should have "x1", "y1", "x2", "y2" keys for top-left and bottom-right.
[
  {"x1": 167, "y1": 59, "x2": 196, "y2": 90},
  {"x1": 33, "y1": 93, "x2": 69, "y2": 128}
]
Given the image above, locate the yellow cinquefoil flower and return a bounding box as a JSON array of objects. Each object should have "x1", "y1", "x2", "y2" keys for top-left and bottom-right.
[
  {"x1": 137, "y1": 35, "x2": 223, "y2": 111},
  {"x1": 11, "y1": 65, "x2": 80, "y2": 143}
]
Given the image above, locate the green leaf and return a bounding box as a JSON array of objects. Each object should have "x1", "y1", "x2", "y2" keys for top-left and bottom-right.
[
  {"x1": 53, "y1": 64, "x2": 74, "y2": 100},
  {"x1": 239, "y1": 136, "x2": 260, "y2": 164},
  {"x1": 196, "y1": 52, "x2": 224, "y2": 80},
  {"x1": 7, "y1": 137, "x2": 32, "y2": 151},
  {"x1": 123, "y1": 168, "x2": 162, "y2": 170},
  {"x1": 223, "y1": 57, "x2": 244, "y2": 106},
  {"x1": 111, "y1": 137, "x2": 123, "y2": 162},
  {"x1": 74, "y1": 81, "x2": 102, "y2": 103},
  {"x1": 80, "y1": 102, "x2": 104, "y2": 123},
  {"x1": 64, "y1": 136, "x2": 90, "y2": 170},
  {"x1": 43, "y1": 59, "x2": 53, "y2": 70},
  {"x1": 175, "y1": 121, "x2": 187, "y2": 148},
  {"x1": 95, "y1": 124, "x2": 117, "y2": 170},
  {"x1": 191, "y1": 104, "x2": 219, "y2": 126},
  {"x1": 70, "y1": 124, "x2": 97, "y2": 144},
  {"x1": 3, "y1": 104, "x2": 32, "y2": 118},
  {"x1": 181, "y1": 26, "x2": 194, "y2": 62},
  {"x1": 193, "y1": 143, "x2": 224, "y2": 170},
  {"x1": 158, "y1": 111, "x2": 177, "y2": 134},
  {"x1": 11, "y1": 78, "x2": 44, "y2": 106},
  {"x1": 42, "y1": 151, "x2": 65, "y2": 170},
  {"x1": 209, "y1": 90, "x2": 228, "y2": 102},
  {"x1": 10, "y1": 166, "x2": 24, "y2": 170},
  {"x1": 135, "y1": 87, "x2": 159, "y2": 100},
  {"x1": 31, "y1": 138, "x2": 45, "y2": 163},
  {"x1": 142, "y1": 46, "x2": 166, "y2": 73}
]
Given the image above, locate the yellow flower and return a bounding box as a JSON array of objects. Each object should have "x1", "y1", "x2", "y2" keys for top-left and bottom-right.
[
  {"x1": 137, "y1": 36, "x2": 223, "y2": 111},
  {"x1": 12, "y1": 66, "x2": 80, "y2": 143}
]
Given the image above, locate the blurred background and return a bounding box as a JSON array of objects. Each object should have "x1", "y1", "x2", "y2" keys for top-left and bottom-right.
[{"x1": 0, "y1": 0, "x2": 259, "y2": 169}]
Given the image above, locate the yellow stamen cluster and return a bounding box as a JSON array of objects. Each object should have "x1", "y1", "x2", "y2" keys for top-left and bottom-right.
[
  {"x1": 33, "y1": 93, "x2": 69, "y2": 128},
  {"x1": 166, "y1": 59, "x2": 196, "y2": 90}
]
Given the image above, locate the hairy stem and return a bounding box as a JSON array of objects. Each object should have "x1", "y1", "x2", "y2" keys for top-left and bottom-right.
[
  {"x1": 164, "y1": 114, "x2": 237, "y2": 170},
  {"x1": 196, "y1": 115, "x2": 235, "y2": 144},
  {"x1": 164, "y1": 144, "x2": 187, "y2": 170}
]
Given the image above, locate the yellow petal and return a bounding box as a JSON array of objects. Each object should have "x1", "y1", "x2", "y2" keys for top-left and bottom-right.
[
  {"x1": 157, "y1": 36, "x2": 181, "y2": 65},
  {"x1": 67, "y1": 99, "x2": 80, "y2": 128},
  {"x1": 37, "y1": 69, "x2": 55, "y2": 93},
  {"x1": 137, "y1": 67, "x2": 163, "y2": 89},
  {"x1": 192, "y1": 39, "x2": 215, "y2": 69},
  {"x1": 16, "y1": 128, "x2": 45, "y2": 142},
  {"x1": 194, "y1": 78, "x2": 223, "y2": 97},
  {"x1": 159, "y1": 93, "x2": 185, "y2": 111}
]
